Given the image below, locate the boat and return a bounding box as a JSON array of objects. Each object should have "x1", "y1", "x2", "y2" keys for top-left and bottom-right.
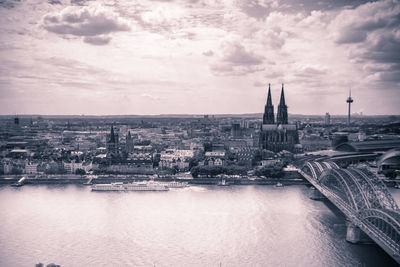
[
  {"x1": 218, "y1": 178, "x2": 229, "y2": 186},
  {"x1": 156, "y1": 181, "x2": 189, "y2": 188},
  {"x1": 83, "y1": 175, "x2": 98, "y2": 185},
  {"x1": 91, "y1": 181, "x2": 169, "y2": 192},
  {"x1": 275, "y1": 182, "x2": 284, "y2": 187},
  {"x1": 11, "y1": 176, "x2": 26, "y2": 187}
]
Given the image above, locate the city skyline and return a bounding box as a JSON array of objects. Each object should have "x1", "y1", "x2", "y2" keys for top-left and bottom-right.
[{"x1": 1, "y1": 0, "x2": 399, "y2": 115}]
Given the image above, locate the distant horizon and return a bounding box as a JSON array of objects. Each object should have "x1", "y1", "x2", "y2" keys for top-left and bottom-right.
[{"x1": 1, "y1": 112, "x2": 399, "y2": 118}]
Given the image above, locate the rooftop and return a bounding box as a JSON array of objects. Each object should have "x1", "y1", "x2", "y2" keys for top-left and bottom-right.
[{"x1": 335, "y1": 139, "x2": 400, "y2": 152}]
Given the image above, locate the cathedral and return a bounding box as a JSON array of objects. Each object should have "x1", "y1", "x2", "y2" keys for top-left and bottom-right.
[
  {"x1": 106, "y1": 125, "x2": 119, "y2": 155},
  {"x1": 259, "y1": 84, "x2": 299, "y2": 153}
]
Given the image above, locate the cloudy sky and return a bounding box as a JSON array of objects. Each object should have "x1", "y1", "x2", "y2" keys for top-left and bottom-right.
[{"x1": 0, "y1": 0, "x2": 399, "y2": 115}]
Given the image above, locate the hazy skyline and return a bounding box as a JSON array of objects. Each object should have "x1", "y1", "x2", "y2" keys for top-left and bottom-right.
[{"x1": 0, "y1": 0, "x2": 399, "y2": 115}]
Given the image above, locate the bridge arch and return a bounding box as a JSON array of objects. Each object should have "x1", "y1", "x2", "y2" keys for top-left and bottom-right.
[
  {"x1": 302, "y1": 161, "x2": 398, "y2": 212},
  {"x1": 350, "y1": 168, "x2": 399, "y2": 210},
  {"x1": 359, "y1": 209, "x2": 400, "y2": 252},
  {"x1": 319, "y1": 168, "x2": 368, "y2": 211},
  {"x1": 301, "y1": 161, "x2": 339, "y2": 181}
]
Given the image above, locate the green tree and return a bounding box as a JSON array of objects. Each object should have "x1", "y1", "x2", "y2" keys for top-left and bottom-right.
[
  {"x1": 255, "y1": 166, "x2": 284, "y2": 178},
  {"x1": 172, "y1": 165, "x2": 180, "y2": 174},
  {"x1": 11, "y1": 167, "x2": 23, "y2": 175}
]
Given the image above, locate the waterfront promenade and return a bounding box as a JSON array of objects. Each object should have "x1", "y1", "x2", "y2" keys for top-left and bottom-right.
[{"x1": 0, "y1": 169, "x2": 307, "y2": 185}]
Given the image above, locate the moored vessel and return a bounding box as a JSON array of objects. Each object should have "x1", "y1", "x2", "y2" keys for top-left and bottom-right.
[
  {"x1": 11, "y1": 176, "x2": 26, "y2": 187},
  {"x1": 91, "y1": 181, "x2": 169, "y2": 192},
  {"x1": 218, "y1": 178, "x2": 230, "y2": 186},
  {"x1": 157, "y1": 181, "x2": 189, "y2": 188}
]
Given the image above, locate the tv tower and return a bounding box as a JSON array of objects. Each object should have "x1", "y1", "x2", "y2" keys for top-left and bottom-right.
[{"x1": 346, "y1": 89, "x2": 353, "y2": 125}]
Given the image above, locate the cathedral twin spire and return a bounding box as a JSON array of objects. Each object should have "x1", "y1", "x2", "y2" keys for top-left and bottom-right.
[
  {"x1": 263, "y1": 83, "x2": 288, "y2": 125},
  {"x1": 263, "y1": 83, "x2": 275, "y2": 124}
]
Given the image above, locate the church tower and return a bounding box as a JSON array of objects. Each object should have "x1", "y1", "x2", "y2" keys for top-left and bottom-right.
[
  {"x1": 276, "y1": 83, "x2": 288, "y2": 125},
  {"x1": 125, "y1": 131, "x2": 133, "y2": 153},
  {"x1": 262, "y1": 83, "x2": 275, "y2": 124},
  {"x1": 110, "y1": 125, "x2": 116, "y2": 143},
  {"x1": 107, "y1": 125, "x2": 119, "y2": 155}
]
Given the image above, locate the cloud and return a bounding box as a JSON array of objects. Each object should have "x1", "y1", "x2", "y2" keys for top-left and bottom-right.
[
  {"x1": 71, "y1": 0, "x2": 92, "y2": 6},
  {"x1": 0, "y1": 0, "x2": 20, "y2": 9},
  {"x1": 236, "y1": 0, "x2": 282, "y2": 19},
  {"x1": 254, "y1": 26, "x2": 287, "y2": 49},
  {"x1": 336, "y1": 29, "x2": 367, "y2": 44},
  {"x1": 210, "y1": 41, "x2": 264, "y2": 75},
  {"x1": 331, "y1": 0, "x2": 400, "y2": 44},
  {"x1": 253, "y1": 81, "x2": 266, "y2": 87},
  {"x1": 379, "y1": 70, "x2": 400, "y2": 82},
  {"x1": 264, "y1": 70, "x2": 283, "y2": 79},
  {"x1": 331, "y1": 0, "x2": 400, "y2": 84},
  {"x1": 135, "y1": 3, "x2": 186, "y2": 34},
  {"x1": 221, "y1": 42, "x2": 263, "y2": 65},
  {"x1": 360, "y1": 32, "x2": 400, "y2": 64},
  {"x1": 42, "y1": 3, "x2": 130, "y2": 45},
  {"x1": 238, "y1": 0, "x2": 269, "y2": 19},
  {"x1": 295, "y1": 66, "x2": 327, "y2": 78},
  {"x1": 141, "y1": 93, "x2": 161, "y2": 100},
  {"x1": 49, "y1": 0, "x2": 62, "y2": 5},
  {"x1": 202, "y1": 50, "x2": 214, "y2": 56},
  {"x1": 83, "y1": 35, "x2": 111, "y2": 45}
]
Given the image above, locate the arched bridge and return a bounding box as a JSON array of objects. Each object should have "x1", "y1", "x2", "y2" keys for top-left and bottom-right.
[{"x1": 299, "y1": 161, "x2": 400, "y2": 263}]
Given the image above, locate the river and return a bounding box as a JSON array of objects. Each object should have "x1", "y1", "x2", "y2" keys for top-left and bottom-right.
[{"x1": 0, "y1": 185, "x2": 399, "y2": 267}]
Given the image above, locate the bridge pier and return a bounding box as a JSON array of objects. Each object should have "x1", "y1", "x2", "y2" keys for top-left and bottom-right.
[
  {"x1": 308, "y1": 187, "x2": 325, "y2": 200},
  {"x1": 345, "y1": 220, "x2": 373, "y2": 244}
]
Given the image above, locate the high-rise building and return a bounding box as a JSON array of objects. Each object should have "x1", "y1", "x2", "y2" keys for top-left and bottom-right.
[
  {"x1": 259, "y1": 84, "x2": 299, "y2": 153},
  {"x1": 324, "y1": 112, "x2": 331, "y2": 125}
]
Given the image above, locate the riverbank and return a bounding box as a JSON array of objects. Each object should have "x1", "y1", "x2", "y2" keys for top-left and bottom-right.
[
  {"x1": 1, "y1": 172, "x2": 398, "y2": 187},
  {"x1": 0, "y1": 171, "x2": 310, "y2": 186}
]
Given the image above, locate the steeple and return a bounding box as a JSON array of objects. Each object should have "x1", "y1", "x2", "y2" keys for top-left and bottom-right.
[
  {"x1": 276, "y1": 83, "x2": 288, "y2": 124},
  {"x1": 263, "y1": 83, "x2": 275, "y2": 124},
  {"x1": 125, "y1": 131, "x2": 133, "y2": 153},
  {"x1": 267, "y1": 83, "x2": 273, "y2": 106},
  {"x1": 279, "y1": 83, "x2": 286, "y2": 106},
  {"x1": 110, "y1": 125, "x2": 115, "y2": 143}
]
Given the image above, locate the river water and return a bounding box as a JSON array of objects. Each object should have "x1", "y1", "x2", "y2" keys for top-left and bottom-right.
[{"x1": 0, "y1": 185, "x2": 399, "y2": 267}]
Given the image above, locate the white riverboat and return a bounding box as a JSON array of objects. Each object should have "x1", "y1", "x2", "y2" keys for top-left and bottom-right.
[
  {"x1": 157, "y1": 181, "x2": 189, "y2": 188},
  {"x1": 91, "y1": 181, "x2": 169, "y2": 192},
  {"x1": 11, "y1": 176, "x2": 26, "y2": 187}
]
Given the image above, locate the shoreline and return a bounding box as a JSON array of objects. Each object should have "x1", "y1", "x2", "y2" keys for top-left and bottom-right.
[
  {"x1": 1, "y1": 173, "x2": 398, "y2": 187},
  {"x1": 0, "y1": 173, "x2": 310, "y2": 186}
]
